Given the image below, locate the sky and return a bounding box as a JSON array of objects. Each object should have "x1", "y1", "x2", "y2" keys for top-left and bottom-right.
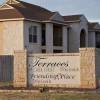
[{"x1": 0, "y1": 0, "x2": 100, "y2": 23}]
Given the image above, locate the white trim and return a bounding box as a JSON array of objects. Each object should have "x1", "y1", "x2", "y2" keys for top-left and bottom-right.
[
  {"x1": 42, "y1": 20, "x2": 68, "y2": 26},
  {"x1": 24, "y1": 19, "x2": 41, "y2": 23},
  {"x1": 0, "y1": 18, "x2": 25, "y2": 22},
  {"x1": 20, "y1": 19, "x2": 68, "y2": 26},
  {"x1": 0, "y1": 18, "x2": 41, "y2": 23},
  {"x1": 0, "y1": 18, "x2": 68, "y2": 26},
  {"x1": 65, "y1": 20, "x2": 80, "y2": 23},
  {"x1": 6, "y1": 0, "x2": 20, "y2": 4},
  {"x1": 0, "y1": 4, "x2": 14, "y2": 9}
]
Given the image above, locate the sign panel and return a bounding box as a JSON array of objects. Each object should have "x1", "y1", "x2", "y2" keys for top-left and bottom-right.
[{"x1": 28, "y1": 54, "x2": 80, "y2": 87}]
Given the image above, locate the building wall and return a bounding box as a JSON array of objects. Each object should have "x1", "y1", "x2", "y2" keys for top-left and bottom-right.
[
  {"x1": 24, "y1": 21, "x2": 42, "y2": 53},
  {"x1": 0, "y1": 22, "x2": 4, "y2": 55},
  {"x1": 1, "y1": 20, "x2": 24, "y2": 55},
  {"x1": 68, "y1": 22, "x2": 80, "y2": 52},
  {"x1": 0, "y1": 20, "x2": 42, "y2": 55},
  {"x1": 88, "y1": 31, "x2": 96, "y2": 47},
  {"x1": 80, "y1": 16, "x2": 88, "y2": 47},
  {"x1": 68, "y1": 16, "x2": 88, "y2": 52},
  {"x1": 0, "y1": 16, "x2": 89, "y2": 55}
]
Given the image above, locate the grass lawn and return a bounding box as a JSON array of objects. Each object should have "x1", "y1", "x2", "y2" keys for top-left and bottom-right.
[
  {"x1": 0, "y1": 82, "x2": 100, "y2": 100},
  {"x1": 0, "y1": 92, "x2": 100, "y2": 100}
]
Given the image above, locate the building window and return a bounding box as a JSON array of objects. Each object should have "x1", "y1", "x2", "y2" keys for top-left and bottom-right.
[
  {"x1": 53, "y1": 25, "x2": 62, "y2": 46},
  {"x1": 42, "y1": 24, "x2": 46, "y2": 46},
  {"x1": 53, "y1": 50, "x2": 62, "y2": 53},
  {"x1": 96, "y1": 32, "x2": 100, "y2": 48},
  {"x1": 67, "y1": 27, "x2": 70, "y2": 52},
  {"x1": 80, "y1": 29, "x2": 86, "y2": 47},
  {"x1": 29, "y1": 26, "x2": 37, "y2": 43}
]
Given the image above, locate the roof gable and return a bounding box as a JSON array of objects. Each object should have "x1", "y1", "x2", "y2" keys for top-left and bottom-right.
[
  {"x1": 0, "y1": 0, "x2": 19, "y2": 9},
  {"x1": 6, "y1": 0, "x2": 20, "y2": 4},
  {"x1": 0, "y1": 4, "x2": 13, "y2": 9},
  {"x1": 80, "y1": 15, "x2": 88, "y2": 22},
  {"x1": 50, "y1": 12, "x2": 64, "y2": 22}
]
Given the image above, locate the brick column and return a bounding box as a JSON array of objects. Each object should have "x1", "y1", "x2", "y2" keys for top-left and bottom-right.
[
  {"x1": 62, "y1": 26, "x2": 68, "y2": 53},
  {"x1": 46, "y1": 23, "x2": 53, "y2": 53},
  {"x1": 80, "y1": 48, "x2": 96, "y2": 89},
  {"x1": 14, "y1": 50, "x2": 27, "y2": 88}
]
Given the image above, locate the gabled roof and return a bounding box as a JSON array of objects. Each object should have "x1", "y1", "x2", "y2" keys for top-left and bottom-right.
[
  {"x1": 50, "y1": 12, "x2": 64, "y2": 22},
  {"x1": 0, "y1": 0, "x2": 54, "y2": 21},
  {"x1": 63, "y1": 14, "x2": 83, "y2": 22}
]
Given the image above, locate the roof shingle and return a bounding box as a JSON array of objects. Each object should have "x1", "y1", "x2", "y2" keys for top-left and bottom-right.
[
  {"x1": 88, "y1": 22, "x2": 100, "y2": 30},
  {"x1": 63, "y1": 15, "x2": 83, "y2": 22}
]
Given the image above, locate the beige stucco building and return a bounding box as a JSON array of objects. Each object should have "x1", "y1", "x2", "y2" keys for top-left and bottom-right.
[{"x1": 0, "y1": 0, "x2": 100, "y2": 55}]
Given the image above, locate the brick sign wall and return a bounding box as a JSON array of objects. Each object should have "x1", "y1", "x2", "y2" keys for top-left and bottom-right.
[
  {"x1": 28, "y1": 53, "x2": 80, "y2": 88},
  {"x1": 13, "y1": 48, "x2": 99, "y2": 89}
]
